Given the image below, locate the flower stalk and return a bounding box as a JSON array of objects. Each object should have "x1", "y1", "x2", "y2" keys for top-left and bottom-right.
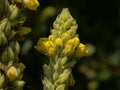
[
  {"x1": 35, "y1": 8, "x2": 88, "y2": 90},
  {"x1": 0, "y1": 0, "x2": 35, "y2": 89}
]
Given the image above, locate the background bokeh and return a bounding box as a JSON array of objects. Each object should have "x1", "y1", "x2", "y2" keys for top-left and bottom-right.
[{"x1": 20, "y1": 0, "x2": 120, "y2": 90}]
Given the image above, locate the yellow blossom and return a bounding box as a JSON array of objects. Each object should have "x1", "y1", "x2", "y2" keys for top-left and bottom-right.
[
  {"x1": 44, "y1": 41, "x2": 54, "y2": 50},
  {"x1": 44, "y1": 41, "x2": 55, "y2": 56},
  {"x1": 55, "y1": 38, "x2": 62, "y2": 47},
  {"x1": 6, "y1": 66, "x2": 18, "y2": 81},
  {"x1": 34, "y1": 38, "x2": 48, "y2": 54},
  {"x1": 74, "y1": 43, "x2": 88, "y2": 58},
  {"x1": 23, "y1": 0, "x2": 40, "y2": 10},
  {"x1": 65, "y1": 37, "x2": 80, "y2": 55}
]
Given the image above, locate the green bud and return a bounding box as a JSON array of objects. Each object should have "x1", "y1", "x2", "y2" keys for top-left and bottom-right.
[
  {"x1": 58, "y1": 69, "x2": 71, "y2": 84},
  {"x1": 56, "y1": 84, "x2": 65, "y2": 90},
  {"x1": 54, "y1": 63, "x2": 59, "y2": 71},
  {"x1": 42, "y1": 77, "x2": 54, "y2": 90},
  {"x1": 7, "y1": 30, "x2": 16, "y2": 40},
  {"x1": 0, "y1": 18, "x2": 10, "y2": 34},
  {"x1": 63, "y1": 60, "x2": 76, "y2": 68},
  {"x1": 8, "y1": 5, "x2": 19, "y2": 21},
  {"x1": 43, "y1": 64, "x2": 52, "y2": 82},
  {"x1": 1, "y1": 46, "x2": 14, "y2": 63},
  {"x1": 13, "y1": 80, "x2": 25, "y2": 89},
  {"x1": 0, "y1": 33, "x2": 7, "y2": 46},
  {"x1": 59, "y1": 56, "x2": 68, "y2": 65},
  {"x1": 64, "y1": 18, "x2": 73, "y2": 30},
  {"x1": 53, "y1": 71, "x2": 59, "y2": 81},
  {"x1": 0, "y1": 0, "x2": 9, "y2": 18},
  {"x1": 0, "y1": 74, "x2": 5, "y2": 88},
  {"x1": 51, "y1": 29, "x2": 61, "y2": 39},
  {"x1": 10, "y1": 41, "x2": 20, "y2": 56},
  {"x1": 18, "y1": 63, "x2": 25, "y2": 72}
]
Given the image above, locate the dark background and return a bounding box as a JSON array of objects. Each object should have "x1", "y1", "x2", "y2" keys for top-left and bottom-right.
[{"x1": 20, "y1": 0, "x2": 120, "y2": 90}]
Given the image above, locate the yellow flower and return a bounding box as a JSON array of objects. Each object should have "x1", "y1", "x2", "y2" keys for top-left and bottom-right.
[
  {"x1": 44, "y1": 41, "x2": 55, "y2": 56},
  {"x1": 55, "y1": 38, "x2": 62, "y2": 47},
  {"x1": 74, "y1": 43, "x2": 88, "y2": 58},
  {"x1": 44, "y1": 41, "x2": 54, "y2": 50},
  {"x1": 65, "y1": 37, "x2": 80, "y2": 55},
  {"x1": 6, "y1": 66, "x2": 18, "y2": 81},
  {"x1": 23, "y1": 0, "x2": 40, "y2": 10},
  {"x1": 34, "y1": 38, "x2": 48, "y2": 54}
]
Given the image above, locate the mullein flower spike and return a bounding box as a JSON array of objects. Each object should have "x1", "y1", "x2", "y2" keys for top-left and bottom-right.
[
  {"x1": 0, "y1": 0, "x2": 30, "y2": 89},
  {"x1": 35, "y1": 8, "x2": 88, "y2": 90}
]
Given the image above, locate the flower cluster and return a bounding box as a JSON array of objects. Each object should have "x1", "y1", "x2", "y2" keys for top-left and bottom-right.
[{"x1": 35, "y1": 9, "x2": 88, "y2": 58}]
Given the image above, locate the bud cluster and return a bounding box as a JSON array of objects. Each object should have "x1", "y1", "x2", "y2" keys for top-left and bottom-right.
[{"x1": 0, "y1": 0, "x2": 28, "y2": 89}]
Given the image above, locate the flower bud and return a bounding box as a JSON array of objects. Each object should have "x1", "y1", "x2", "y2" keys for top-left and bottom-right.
[
  {"x1": 59, "y1": 56, "x2": 68, "y2": 65},
  {"x1": 0, "y1": 33, "x2": 7, "y2": 46},
  {"x1": 58, "y1": 69, "x2": 71, "y2": 84},
  {"x1": 55, "y1": 38, "x2": 62, "y2": 47},
  {"x1": 0, "y1": 74, "x2": 5, "y2": 88},
  {"x1": 13, "y1": 80, "x2": 25, "y2": 89},
  {"x1": 8, "y1": 5, "x2": 19, "y2": 21},
  {"x1": 56, "y1": 84, "x2": 65, "y2": 90},
  {"x1": 43, "y1": 64, "x2": 52, "y2": 81},
  {"x1": 42, "y1": 77, "x2": 54, "y2": 90},
  {"x1": 6, "y1": 66, "x2": 18, "y2": 81},
  {"x1": 48, "y1": 35, "x2": 54, "y2": 41},
  {"x1": 0, "y1": 0, "x2": 9, "y2": 18},
  {"x1": 10, "y1": 41, "x2": 20, "y2": 56},
  {"x1": 23, "y1": 0, "x2": 40, "y2": 10},
  {"x1": 1, "y1": 46, "x2": 14, "y2": 63},
  {"x1": 53, "y1": 71, "x2": 59, "y2": 81},
  {"x1": 64, "y1": 18, "x2": 73, "y2": 30}
]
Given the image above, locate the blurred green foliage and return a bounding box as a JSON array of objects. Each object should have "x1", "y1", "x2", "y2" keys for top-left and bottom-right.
[{"x1": 19, "y1": 0, "x2": 120, "y2": 90}]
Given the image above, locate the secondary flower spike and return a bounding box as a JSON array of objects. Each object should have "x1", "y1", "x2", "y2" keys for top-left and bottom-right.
[{"x1": 35, "y1": 8, "x2": 88, "y2": 90}]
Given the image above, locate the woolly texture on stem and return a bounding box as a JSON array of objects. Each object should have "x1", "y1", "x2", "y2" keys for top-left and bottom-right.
[
  {"x1": 0, "y1": 0, "x2": 31, "y2": 89},
  {"x1": 35, "y1": 8, "x2": 88, "y2": 90}
]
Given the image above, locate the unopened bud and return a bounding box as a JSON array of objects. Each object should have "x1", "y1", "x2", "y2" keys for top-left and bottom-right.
[
  {"x1": 0, "y1": 74, "x2": 5, "y2": 88},
  {"x1": 6, "y1": 66, "x2": 18, "y2": 81},
  {"x1": 8, "y1": 5, "x2": 19, "y2": 21},
  {"x1": 56, "y1": 84, "x2": 65, "y2": 90},
  {"x1": 1, "y1": 47, "x2": 14, "y2": 63},
  {"x1": 0, "y1": 33, "x2": 7, "y2": 46}
]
